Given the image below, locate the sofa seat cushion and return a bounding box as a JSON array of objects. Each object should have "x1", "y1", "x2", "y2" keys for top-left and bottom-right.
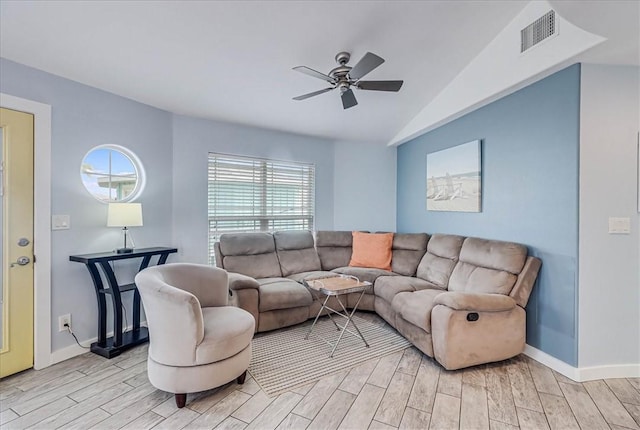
[
  {"x1": 286, "y1": 271, "x2": 340, "y2": 300},
  {"x1": 256, "y1": 278, "x2": 313, "y2": 312},
  {"x1": 374, "y1": 276, "x2": 437, "y2": 304},
  {"x1": 332, "y1": 266, "x2": 398, "y2": 285},
  {"x1": 286, "y1": 271, "x2": 337, "y2": 283},
  {"x1": 195, "y1": 306, "x2": 255, "y2": 365},
  {"x1": 392, "y1": 289, "x2": 444, "y2": 333}
]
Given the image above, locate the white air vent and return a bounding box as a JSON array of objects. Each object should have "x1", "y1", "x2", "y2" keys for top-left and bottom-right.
[{"x1": 521, "y1": 10, "x2": 556, "y2": 53}]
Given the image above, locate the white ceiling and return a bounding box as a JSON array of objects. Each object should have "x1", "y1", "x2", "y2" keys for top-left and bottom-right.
[{"x1": 1, "y1": 1, "x2": 637, "y2": 144}]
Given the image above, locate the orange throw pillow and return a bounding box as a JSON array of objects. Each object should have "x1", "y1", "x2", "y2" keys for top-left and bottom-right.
[{"x1": 349, "y1": 232, "x2": 394, "y2": 271}]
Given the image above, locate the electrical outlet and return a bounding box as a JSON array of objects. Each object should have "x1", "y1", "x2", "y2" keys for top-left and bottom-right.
[{"x1": 58, "y1": 314, "x2": 71, "y2": 332}]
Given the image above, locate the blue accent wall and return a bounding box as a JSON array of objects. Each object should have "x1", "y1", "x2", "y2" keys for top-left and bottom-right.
[{"x1": 397, "y1": 64, "x2": 581, "y2": 365}]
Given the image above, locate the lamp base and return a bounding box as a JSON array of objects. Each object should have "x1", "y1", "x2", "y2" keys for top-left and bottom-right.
[{"x1": 115, "y1": 227, "x2": 136, "y2": 254}]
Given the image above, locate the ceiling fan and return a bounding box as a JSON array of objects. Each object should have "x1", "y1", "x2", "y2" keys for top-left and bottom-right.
[{"x1": 292, "y1": 51, "x2": 404, "y2": 109}]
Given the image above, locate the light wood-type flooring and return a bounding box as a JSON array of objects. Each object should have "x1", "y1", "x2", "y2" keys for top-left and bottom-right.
[{"x1": 1, "y1": 313, "x2": 639, "y2": 430}]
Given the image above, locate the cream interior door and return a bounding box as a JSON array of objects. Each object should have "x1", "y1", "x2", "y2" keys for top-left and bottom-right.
[{"x1": 0, "y1": 107, "x2": 34, "y2": 378}]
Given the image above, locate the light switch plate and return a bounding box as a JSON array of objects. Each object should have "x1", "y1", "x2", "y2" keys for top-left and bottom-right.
[
  {"x1": 608, "y1": 217, "x2": 630, "y2": 234},
  {"x1": 52, "y1": 214, "x2": 70, "y2": 230}
]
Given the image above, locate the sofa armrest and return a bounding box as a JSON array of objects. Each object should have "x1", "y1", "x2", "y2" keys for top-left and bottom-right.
[
  {"x1": 510, "y1": 256, "x2": 542, "y2": 308},
  {"x1": 433, "y1": 291, "x2": 516, "y2": 312},
  {"x1": 228, "y1": 272, "x2": 260, "y2": 290}
]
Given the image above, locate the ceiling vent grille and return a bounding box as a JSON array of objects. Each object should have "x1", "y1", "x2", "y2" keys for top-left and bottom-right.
[{"x1": 521, "y1": 10, "x2": 556, "y2": 53}]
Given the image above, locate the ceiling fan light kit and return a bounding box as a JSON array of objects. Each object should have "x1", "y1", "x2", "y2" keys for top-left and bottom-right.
[{"x1": 293, "y1": 51, "x2": 404, "y2": 109}]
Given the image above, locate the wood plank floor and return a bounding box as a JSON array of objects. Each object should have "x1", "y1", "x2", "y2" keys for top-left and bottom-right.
[{"x1": 1, "y1": 313, "x2": 639, "y2": 430}]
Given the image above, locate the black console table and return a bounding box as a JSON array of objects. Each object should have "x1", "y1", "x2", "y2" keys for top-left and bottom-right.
[{"x1": 69, "y1": 247, "x2": 177, "y2": 358}]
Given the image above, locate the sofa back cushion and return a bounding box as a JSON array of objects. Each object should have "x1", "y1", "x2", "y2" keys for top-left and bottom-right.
[
  {"x1": 448, "y1": 237, "x2": 527, "y2": 295},
  {"x1": 315, "y1": 231, "x2": 353, "y2": 270},
  {"x1": 391, "y1": 233, "x2": 429, "y2": 276},
  {"x1": 274, "y1": 231, "x2": 322, "y2": 276},
  {"x1": 416, "y1": 234, "x2": 465, "y2": 289},
  {"x1": 219, "y1": 232, "x2": 282, "y2": 278}
]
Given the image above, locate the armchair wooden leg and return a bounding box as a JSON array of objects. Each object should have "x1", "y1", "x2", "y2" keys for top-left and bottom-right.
[
  {"x1": 175, "y1": 393, "x2": 187, "y2": 408},
  {"x1": 237, "y1": 370, "x2": 247, "y2": 385}
]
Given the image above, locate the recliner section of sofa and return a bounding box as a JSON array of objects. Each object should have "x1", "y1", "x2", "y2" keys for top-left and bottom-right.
[
  {"x1": 215, "y1": 232, "x2": 314, "y2": 332},
  {"x1": 373, "y1": 234, "x2": 462, "y2": 329},
  {"x1": 215, "y1": 229, "x2": 541, "y2": 370},
  {"x1": 388, "y1": 236, "x2": 541, "y2": 369}
]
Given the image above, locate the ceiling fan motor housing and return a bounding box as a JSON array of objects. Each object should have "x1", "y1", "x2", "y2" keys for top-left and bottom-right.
[{"x1": 329, "y1": 65, "x2": 352, "y2": 80}]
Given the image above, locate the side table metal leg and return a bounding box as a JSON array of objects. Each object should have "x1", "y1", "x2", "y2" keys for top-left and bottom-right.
[
  {"x1": 329, "y1": 316, "x2": 349, "y2": 358},
  {"x1": 305, "y1": 295, "x2": 330, "y2": 340},
  {"x1": 338, "y1": 289, "x2": 369, "y2": 348},
  {"x1": 326, "y1": 296, "x2": 342, "y2": 330}
]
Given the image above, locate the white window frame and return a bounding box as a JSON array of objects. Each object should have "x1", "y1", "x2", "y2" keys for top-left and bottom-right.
[{"x1": 207, "y1": 153, "x2": 315, "y2": 264}]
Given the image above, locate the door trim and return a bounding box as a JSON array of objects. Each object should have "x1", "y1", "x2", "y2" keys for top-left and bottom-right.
[{"x1": 0, "y1": 93, "x2": 51, "y2": 370}]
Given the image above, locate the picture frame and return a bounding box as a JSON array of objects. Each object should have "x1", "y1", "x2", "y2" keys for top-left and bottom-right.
[{"x1": 426, "y1": 140, "x2": 482, "y2": 212}]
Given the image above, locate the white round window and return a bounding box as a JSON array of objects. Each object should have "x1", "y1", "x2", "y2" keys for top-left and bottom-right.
[{"x1": 80, "y1": 145, "x2": 145, "y2": 203}]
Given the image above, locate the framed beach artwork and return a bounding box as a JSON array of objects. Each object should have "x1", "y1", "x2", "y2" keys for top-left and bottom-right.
[{"x1": 426, "y1": 140, "x2": 482, "y2": 212}]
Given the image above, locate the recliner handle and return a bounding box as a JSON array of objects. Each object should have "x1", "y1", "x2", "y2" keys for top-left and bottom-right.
[{"x1": 467, "y1": 312, "x2": 479, "y2": 322}]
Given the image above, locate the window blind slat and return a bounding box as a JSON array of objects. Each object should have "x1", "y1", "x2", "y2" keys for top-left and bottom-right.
[{"x1": 207, "y1": 153, "x2": 315, "y2": 265}]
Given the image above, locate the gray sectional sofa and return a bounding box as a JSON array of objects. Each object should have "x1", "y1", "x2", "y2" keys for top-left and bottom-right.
[{"x1": 214, "y1": 230, "x2": 541, "y2": 370}]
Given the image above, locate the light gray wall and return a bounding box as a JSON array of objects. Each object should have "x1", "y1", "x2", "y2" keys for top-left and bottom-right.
[
  {"x1": 579, "y1": 64, "x2": 640, "y2": 368},
  {"x1": 0, "y1": 57, "x2": 393, "y2": 356},
  {"x1": 333, "y1": 141, "x2": 397, "y2": 231},
  {"x1": 0, "y1": 58, "x2": 174, "y2": 351},
  {"x1": 171, "y1": 114, "x2": 335, "y2": 264}
]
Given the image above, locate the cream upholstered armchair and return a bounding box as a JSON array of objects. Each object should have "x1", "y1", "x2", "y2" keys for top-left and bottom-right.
[{"x1": 135, "y1": 263, "x2": 255, "y2": 408}]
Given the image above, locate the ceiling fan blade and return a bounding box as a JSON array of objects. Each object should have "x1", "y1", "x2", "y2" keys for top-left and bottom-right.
[
  {"x1": 293, "y1": 66, "x2": 334, "y2": 83},
  {"x1": 293, "y1": 87, "x2": 334, "y2": 101},
  {"x1": 356, "y1": 80, "x2": 404, "y2": 92},
  {"x1": 341, "y1": 89, "x2": 358, "y2": 109},
  {"x1": 349, "y1": 52, "x2": 385, "y2": 81}
]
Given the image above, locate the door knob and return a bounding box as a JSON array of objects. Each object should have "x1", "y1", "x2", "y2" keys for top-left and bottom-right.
[{"x1": 10, "y1": 256, "x2": 30, "y2": 267}]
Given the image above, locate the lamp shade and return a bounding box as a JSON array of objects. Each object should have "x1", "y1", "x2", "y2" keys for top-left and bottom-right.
[{"x1": 107, "y1": 203, "x2": 143, "y2": 227}]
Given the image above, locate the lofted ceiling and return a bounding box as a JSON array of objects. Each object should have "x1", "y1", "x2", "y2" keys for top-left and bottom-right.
[{"x1": 0, "y1": 1, "x2": 637, "y2": 144}]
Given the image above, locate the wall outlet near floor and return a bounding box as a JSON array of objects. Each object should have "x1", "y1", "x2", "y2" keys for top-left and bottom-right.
[{"x1": 58, "y1": 314, "x2": 71, "y2": 332}]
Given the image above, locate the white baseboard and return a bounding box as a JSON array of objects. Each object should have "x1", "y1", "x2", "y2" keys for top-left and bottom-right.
[
  {"x1": 524, "y1": 344, "x2": 581, "y2": 381},
  {"x1": 51, "y1": 340, "x2": 92, "y2": 365},
  {"x1": 578, "y1": 363, "x2": 640, "y2": 381},
  {"x1": 50, "y1": 324, "x2": 147, "y2": 365},
  {"x1": 524, "y1": 344, "x2": 640, "y2": 382}
]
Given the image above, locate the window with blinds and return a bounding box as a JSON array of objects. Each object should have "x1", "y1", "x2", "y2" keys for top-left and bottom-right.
[{"x1": 207, "y1": 153, "x2": 315, "y2": 264}]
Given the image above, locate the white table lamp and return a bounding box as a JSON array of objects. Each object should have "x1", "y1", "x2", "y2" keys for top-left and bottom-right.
[{"x1": 107, "y1": 203, "x2": 143, "y2": 254}]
